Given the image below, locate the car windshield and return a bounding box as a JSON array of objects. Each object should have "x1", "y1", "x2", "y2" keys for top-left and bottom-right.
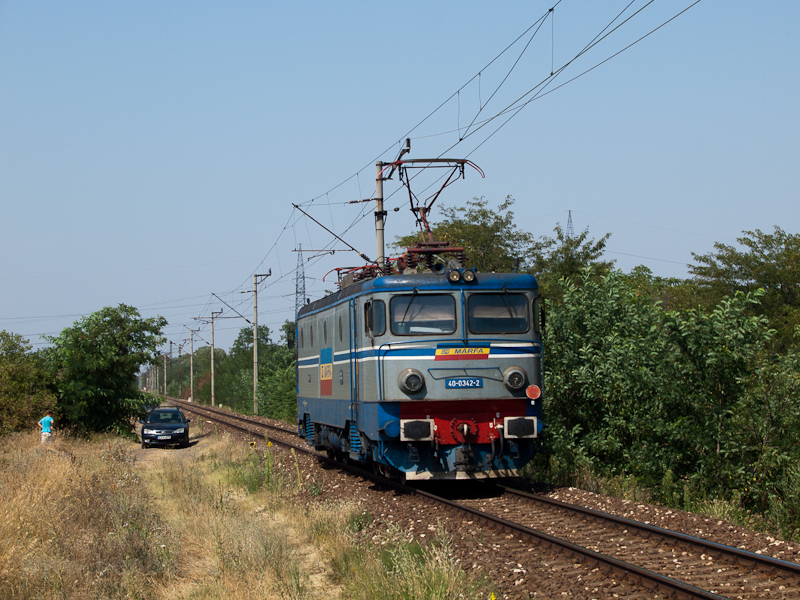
[
  {"x1": 390, "y1": 294, "x2": 456, "y2": 335},
  {"x1": 148, "y1": 411, "x2": 184, "y2": 424},
  {"x1": 467, "y1": 293, "x2": 529, "y2": 334}
]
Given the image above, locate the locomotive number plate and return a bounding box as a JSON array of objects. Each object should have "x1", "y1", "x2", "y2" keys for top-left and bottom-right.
[{"x1": 445, "y1": 377, "x2": 483, "y2": 389}]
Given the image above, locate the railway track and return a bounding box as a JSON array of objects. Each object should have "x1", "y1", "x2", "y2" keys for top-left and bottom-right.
[
  {"x1": 173, "y1": 400, "x2": 800, "y2": 599},
  {"x1": 464, "y1": 485, "x2": 800, "y2": 598},
  {"x1": 173, "y1": 399, "x2": 300, "y2": 444}
]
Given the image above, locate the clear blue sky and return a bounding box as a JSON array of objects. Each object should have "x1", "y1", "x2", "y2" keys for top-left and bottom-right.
[{"x1": 2, "y1": 1, "x2": 798, "y2": 354}]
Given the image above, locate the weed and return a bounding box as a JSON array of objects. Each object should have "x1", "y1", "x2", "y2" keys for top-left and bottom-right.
[
  {"x1": 347, "y1": 509, "x2": 373, "y2": 533},
  {"x1": 0, "y1": 432, "x2": 176, "y2": 600},
  {"x1": 344, "y1": 523, "x2": 490, "y2": 600}
]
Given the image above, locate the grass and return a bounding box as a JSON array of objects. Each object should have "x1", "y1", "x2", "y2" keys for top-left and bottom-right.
[
  {"x1": 0, "y1": 430, "x2": 493, "y2": 599},
  {"x1": 0, "y1": 431, "x2": 176, "y2": 599}
]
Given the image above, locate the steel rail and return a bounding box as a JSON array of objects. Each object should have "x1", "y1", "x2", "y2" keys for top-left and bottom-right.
[
  {"x1": 412, "y1": 485, "x2": 726, "y2": 600},
  {"x1": 177, "y1": 401, "x2": 728, "y2": 599},
  {"x1": 172, "y1": 399, "x2": 297, "y2": 435},
  {"x1": 500, "y1": 484, "x2": 800, "y2": 579},
  {"x1": 175, "y1": 401, "x2": 306, "y2": 452}
]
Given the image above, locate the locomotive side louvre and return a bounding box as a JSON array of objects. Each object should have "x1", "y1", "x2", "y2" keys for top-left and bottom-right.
[{"x1": 297, "y1": 272, "x2": 544, "y2": 480}]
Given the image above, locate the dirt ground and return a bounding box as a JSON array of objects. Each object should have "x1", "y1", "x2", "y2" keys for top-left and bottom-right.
[{"x1": 129, "y1": 420, "x2": 343, "y2": 600}]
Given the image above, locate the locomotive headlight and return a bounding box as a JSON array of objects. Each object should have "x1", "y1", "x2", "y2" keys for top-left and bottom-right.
[
  {"x1": 462, "y1": 269, "x2": 476, "y2": 283},
  {"x1": 398, "y1": 368, "x2": 425, "y2": 394},
  {"x1": 503, "y1": 366, "x2": 527, "y2": 391},
  {"x1": 447, "y1": 269, "x2": 462, "y2": 283}
]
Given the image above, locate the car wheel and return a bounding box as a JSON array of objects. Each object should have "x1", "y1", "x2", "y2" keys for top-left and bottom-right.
[{"x1": 141, "y1": 439, "x2": 147, "y2": 449}]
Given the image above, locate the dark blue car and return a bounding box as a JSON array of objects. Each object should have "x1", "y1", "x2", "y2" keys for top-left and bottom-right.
[{"x1": 141, "y1": 408, "x2": 191, "y2": 449}]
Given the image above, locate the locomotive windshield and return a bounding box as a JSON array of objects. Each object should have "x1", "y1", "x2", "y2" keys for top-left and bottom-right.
[
  {"x1": 390, "y1": 294, "x2": 456, "y2": 335},
  {"x1": 467, "y1": 292, "x2": 529, "y2": 334}
]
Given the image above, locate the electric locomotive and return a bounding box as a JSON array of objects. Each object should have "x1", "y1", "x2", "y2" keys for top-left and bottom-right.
[
  {"x1": 296, "y1": 258, "x2": 544, "y2": 480},
  {"x1": 296, "y1": 151, "x2": 544, "y2": 480}
]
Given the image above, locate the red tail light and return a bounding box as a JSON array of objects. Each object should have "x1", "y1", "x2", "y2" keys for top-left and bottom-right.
[{"x1": 526, "y1": 385, "x2": 541, "y2": 400}]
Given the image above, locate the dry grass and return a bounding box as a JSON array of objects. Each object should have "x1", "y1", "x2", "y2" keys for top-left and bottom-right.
[
  {"x1": 1, "y1": 431, "x2": 491, "y2": 600},
  {"x1": 0, "y1": 431, "x2": 175, "y2": 599},
  {"x1": 150, "y1": 437, "x2": 317, "y2": 599}
]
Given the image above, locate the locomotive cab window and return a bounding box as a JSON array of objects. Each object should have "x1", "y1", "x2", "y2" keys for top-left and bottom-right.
[
  {"x1": 390, "y1": 294, "x2": 456, "y2": 336},
  {"x1": 364, "y1": 300, "x2": 386, "y2": 337},
  {"x1": 467, "y1": 293, "x2": 529, "y2": 334}
]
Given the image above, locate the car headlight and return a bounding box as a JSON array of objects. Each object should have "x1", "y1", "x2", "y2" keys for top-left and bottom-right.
[
  {"x1": 398, "y1": 368, "x2": 425, "y2": 394},
  {"x1": 174, "y1": 428, "x2": 185, "y2": 434},
  {"x1": 143, "y1": 428, "x2": 155, "y2": 434}
]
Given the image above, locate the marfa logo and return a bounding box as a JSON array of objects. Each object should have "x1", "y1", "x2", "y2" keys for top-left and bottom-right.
[{"x1": 434, "y1": 346, "x2": 490, "y2": 361}]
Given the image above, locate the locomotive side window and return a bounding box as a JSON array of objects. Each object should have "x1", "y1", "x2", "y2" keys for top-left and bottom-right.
[
  {"x1": 373, "y1": 300, "x2": 386, "y2": 336},
  {"x1": 364, "y1": 300, "x2": 386, "y2": 337},
  {"x1": 323, "y1": 321, "x2": 328, "y2": 345},
  {"x1": 300, "y1": 326, "x2": 304, "y2": 349},
  {"x1": 390, "y1": 294, "x2": 456, "y2": 335},
  {"x1": 338, "y1": 315, "x2": 343, "y2": 343},
  {"x1": 467, "y1": 293, "x2": 529, "y2": 334}
]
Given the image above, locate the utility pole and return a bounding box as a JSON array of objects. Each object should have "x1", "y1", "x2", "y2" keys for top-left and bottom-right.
[
  {"x1": 566, "y1": 210, "x2": 575, "y2": 262},
  {"x1": 210, "y1": 310, "x2": 222, "y2": 407},
  {"x1": 375, "y1": 161, "x2": 385, "y2": 270},
  {"x1": 176, "y1": 341, "x2": 186, "y2": 398},
  {"x1": 169, "y1": 341, "x2": 174, "y2": 397},
  {"x1": 252, "y1": 271, "x2": 272, "y2": 415},
  {"x1": 375, "y1": 139, "x2": 409, "y2": 271},
  {"x1": 184, "y1": 325, "x2": 198, "y2": 402}
]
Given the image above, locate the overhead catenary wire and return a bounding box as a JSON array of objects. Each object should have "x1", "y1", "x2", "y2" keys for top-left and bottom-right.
[{"x1": 37, "y1": 1, "x2": 708, "y2": 354}]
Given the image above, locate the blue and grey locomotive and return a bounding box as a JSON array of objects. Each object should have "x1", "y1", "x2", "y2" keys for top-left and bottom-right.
[{"x1": 296, "y1": 260, "x2": 544, "y2": 480}]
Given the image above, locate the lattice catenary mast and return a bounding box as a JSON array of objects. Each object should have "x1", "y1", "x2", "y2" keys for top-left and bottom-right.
[
  {"x1": 294, "y1": 243, "x2": 306, "y2": 317},
  {"x1": 566, "y1": 210, "x2": 574, "y2": 240}
]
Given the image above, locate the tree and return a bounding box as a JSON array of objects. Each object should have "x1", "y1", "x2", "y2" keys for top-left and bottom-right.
[
  {"x1": 230, "y1": 325, "x2": 273, "y2": 359},
  {"x1": 0, "y1": 331, "x2": 56, "y2": 435},
  {"x1": 541, "y1": 269, "x2": 771, "y2": 499},
  {"x1": 526, "y1": 224, "x2": 614, "y2": 301},
  {"x1": 279, "y1": 320, "x2": 295, "y2": 348},
  {"x1": 392, "y1": 196, "x2": 533, "y2": 273},
  {"x1": 689, "y1": 227, "x2": 800, "y2": 349},
  {"x1": 45, "y1": 305, "x2": 166, "y2": 434},
  {"x1": 257, "y1": 345, "x2": 297, "y2": 422},
  {"x1": 392, "y1": 197, "x2": 613, "y2": 303}
]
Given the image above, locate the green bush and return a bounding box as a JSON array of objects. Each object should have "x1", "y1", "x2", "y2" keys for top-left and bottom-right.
[
  {"x1": 539, "y1": 268, "x2": 800, "y2": 532},
  {"x1": 0, "y1": 331, "x2": 56, "y2": 434}
]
